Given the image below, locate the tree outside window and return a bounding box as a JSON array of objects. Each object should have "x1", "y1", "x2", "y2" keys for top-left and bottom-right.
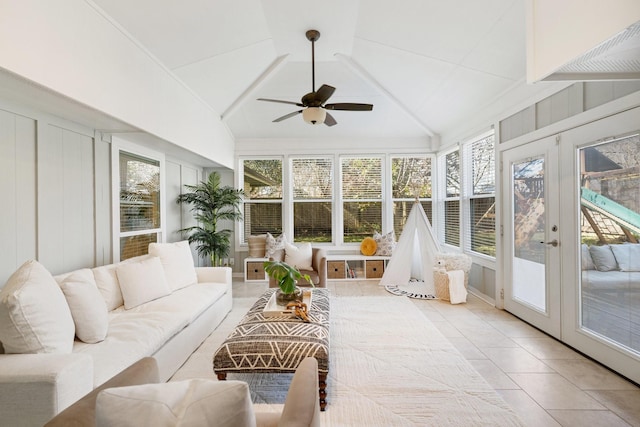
[{"x1": 242, "y1": 159, "x2": 282, "y2": 242}]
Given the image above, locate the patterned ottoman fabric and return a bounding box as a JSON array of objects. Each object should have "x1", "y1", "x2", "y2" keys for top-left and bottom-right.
[{"x1": 213, "y1": 288, "x2": 330, "y2": 375}]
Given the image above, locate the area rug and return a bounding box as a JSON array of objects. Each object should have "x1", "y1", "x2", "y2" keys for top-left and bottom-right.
[
  {"x1": 384, "y1": 278, "x2": 437, "y2": 299},
  {"x1": 171, "y1": 294, "x2": 523, "y2": 426}
]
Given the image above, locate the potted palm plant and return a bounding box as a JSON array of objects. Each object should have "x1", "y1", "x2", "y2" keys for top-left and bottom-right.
[
  {"x1": 263, "y1": 260, "x2": 313, "y2": 305},
  {"x1": 176, "y1": 171, "x2": 244, "y2": 266}
]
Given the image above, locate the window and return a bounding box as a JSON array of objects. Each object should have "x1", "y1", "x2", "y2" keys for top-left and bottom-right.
[
  {"x1": 114, "y1": 145, "x2": 164, "y2": 261},
  {"x1": 242, "y1": 159, "x2": 283, "y2": 242},
  {"x1": 341, "y1": 157, "x2": 382, "y2": 242},
  {"x1": 291, "y1": 158, "x2": 333, "y2": 242},
  {"x1": 443, "y1": 150, "x2": 461, "y2": 247},
  {"x1": 463, "y1": 133, "x2": 496, "y2": 256},
  {"x1": 391, "y1": 156, "x2": 433, "y2": 237}
]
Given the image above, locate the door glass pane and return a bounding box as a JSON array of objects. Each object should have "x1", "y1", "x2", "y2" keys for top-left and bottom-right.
[
  {"x1": 512, "y1": 157, "x2": 546, "y2": 312},
  {"x1": 579, "y1": 134, "x2": 640, "y2": 354}
]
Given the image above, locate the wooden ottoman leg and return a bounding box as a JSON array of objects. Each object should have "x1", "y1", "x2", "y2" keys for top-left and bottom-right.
[
  {"x1": 318, "y1": 372, "x2": 327, "y2": 411},
  {"x1": 216, "y1": 372, "x2": 227, "y2": 381}
]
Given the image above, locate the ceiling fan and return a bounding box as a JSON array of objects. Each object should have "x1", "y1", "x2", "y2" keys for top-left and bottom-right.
[{"x1": 258, "y1": 29, "x2": 373, "y2": 127}]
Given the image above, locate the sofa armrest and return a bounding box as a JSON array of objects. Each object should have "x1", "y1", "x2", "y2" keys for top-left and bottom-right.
[
  {"x1": 195, "y1": 266, "x2": 232, "y2": 285},
  {"x1": 0, "y1": 353, "x2": 93, "y2": 427},
  {"x1": 45, "y1": 357, "x2": 159, "y2": 427}
]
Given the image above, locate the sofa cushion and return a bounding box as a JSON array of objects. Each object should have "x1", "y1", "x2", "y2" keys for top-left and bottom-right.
[
  {"x1": 610, "y1": 244, "x2": 640, "y2": 272},
  {"x1": 285, "y1": 242, "x2": 313, "y2": 270},
  {"x1": 0, "y1": 260, "x2": 75, "y2": 354},
  {"x1": 116, "y1": 257, "x2": 171, "y2": 309},
  {"x1": 589, "y1": 245, "x2": 618, "y2": 272},
  {"x1": 148, "y1": 241, "x2": 198, "y2": 291},
  {"x1": 95, "y1": 379, "x2": 256, "y2": 427},
  {"x1": 57, "y1": 269, "x2": 109, "y2": 343}
]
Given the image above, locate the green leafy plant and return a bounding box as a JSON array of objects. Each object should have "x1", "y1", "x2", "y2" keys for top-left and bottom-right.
[
  {"x1": 176, "y1": 172, "x2": 244, "y2": 266},
  {"x1": 263, "y1": 260, "x2": 312, "y2": 294}
]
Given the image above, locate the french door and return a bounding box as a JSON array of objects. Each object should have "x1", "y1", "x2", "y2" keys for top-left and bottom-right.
[
  {"x1": 502, "y1": 106, "x2": 640, "y2": 384},
  {"x1": 502, "y1": 137, "x2": 561, "y2": 338}
]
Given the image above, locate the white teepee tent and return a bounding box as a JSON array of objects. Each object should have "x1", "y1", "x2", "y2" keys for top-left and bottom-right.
[{"x1": 379, "y1": 202, "x2": 442, "y2": 287}]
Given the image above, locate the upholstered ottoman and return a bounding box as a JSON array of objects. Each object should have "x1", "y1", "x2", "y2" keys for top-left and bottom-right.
[{"x1": 213, "y1": 288, "x2": 330, "y2": 410}]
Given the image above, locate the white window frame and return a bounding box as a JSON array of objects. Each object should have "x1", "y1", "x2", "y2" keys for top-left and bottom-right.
[
  {"x1": 461, "y1": 130, "x2": 496, "y2": 261},
  {"x1": 438, "y1": 147, "x2": 461, "y2": 249},
  {"x1": 339, "y1": 155, "x2": 385, "y2": 246},
  {"x1": 238, "y1": 156, "x2": 285, "y2": 245},
  {"x1": 111, "y1": 137, "x2": 166, "y2": 263},
  {"x1": 289, "y1": 155, "x2": 334, "y2": 244}
]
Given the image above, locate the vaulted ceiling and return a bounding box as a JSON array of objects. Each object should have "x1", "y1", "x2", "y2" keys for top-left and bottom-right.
[{"x1": 92, "y1": 0, "x2": 528, "y2": 140}]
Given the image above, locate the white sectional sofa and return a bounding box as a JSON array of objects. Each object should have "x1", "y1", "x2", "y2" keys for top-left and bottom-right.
[{"x1": 0, "y1": 241, "x2": 232, "y2": 427}]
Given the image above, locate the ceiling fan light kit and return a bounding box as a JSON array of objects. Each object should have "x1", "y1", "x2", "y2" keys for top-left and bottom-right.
[
  {"x1": 257, "y1": 29, "x2": 373, "y2": 127},
  {"x1": 303, "y1": 107, "x2": 326, "y2": 125}
]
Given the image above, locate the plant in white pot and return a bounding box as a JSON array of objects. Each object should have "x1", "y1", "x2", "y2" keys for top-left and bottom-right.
[{"x1": 263, "y1": 260, "x2": 313, "y2": 305}]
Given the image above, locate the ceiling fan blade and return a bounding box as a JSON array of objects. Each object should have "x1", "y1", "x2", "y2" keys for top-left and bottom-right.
[
  {"x1": 324, "y1": 112, "x2": 337, "y2": 127},
  {"x1": 324, "y1": 103, "x2": 374, "y2": 111},
  {"x1": 273, "y1": 110, "x2": 303, "y2": 122},
  {"x1": 315, "y1": 84, "x2": 336, "y2": 104},
  {"x1": 258, "y1": 98, "x2": 304, "y2": 107}
]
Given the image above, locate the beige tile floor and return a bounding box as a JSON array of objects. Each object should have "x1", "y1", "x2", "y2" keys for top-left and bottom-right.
[{"x1": 232, "y1": 279, "x2": 640, "y2": 427}]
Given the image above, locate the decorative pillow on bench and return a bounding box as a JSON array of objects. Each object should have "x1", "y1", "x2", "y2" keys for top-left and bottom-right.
[{"x1": 610, "y1": 244, "x2": 640, "y2": 272}]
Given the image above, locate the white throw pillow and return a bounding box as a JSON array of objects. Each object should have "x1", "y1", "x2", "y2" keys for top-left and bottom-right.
[
  {"x1": 284, "y1": 242, "x2": 313, "y2": 271},
  {"x1": 374, "y1": 230, "x2": 396, "y2": 256},
  {"x1": 148, "y1": 241, "x2": 198, "y2": 291},
  {"x1": 57, "y1": 269, "x2": 109, "y2": 343},
  {"x1": 116, "y1": 257, "x2": 171, "y2": 309},
  {"x1": 589, "y1": 245, "x2": 618, "y2": 272},
  {"x1": 95, "y1": 379, "x2": 256, "y2": 427},
  {"x1": 265, "y1": 232, "x2": 287, "y2": 258},
  {"x1": 0, "y1": 260, "x2": 75, "y2": 354},
  {"x1": 610, "y1": 244, "x2": 640, "y2": 272}
]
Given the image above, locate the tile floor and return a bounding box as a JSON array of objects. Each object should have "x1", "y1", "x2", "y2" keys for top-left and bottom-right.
[{"x1": 233, "y1": 279, "x2": 640, "y2": 427}]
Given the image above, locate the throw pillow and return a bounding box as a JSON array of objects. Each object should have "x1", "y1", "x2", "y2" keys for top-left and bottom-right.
[
  {"x1": 589, "y1": 245, "x2": 618, "y2": 272},
  {"x1": 57, "y1": 269, "x2": 109, "y2": 343},
  {"x1": 610, "y1": 244, "x2": 640, "y2": 272},
  {"x1": 284, "y1": 242, "x2": 313, "y2": 271},
  {"x1": 360, "y1": 237, "x2": 377, "y2": 256},
  {"x1": 148, "y1": 241, "x2": 198, "y2": 291},
  {"x1": 95, "y1": 379, "x2": 256, "y2": 427},
  {"x1": 247, "y1": 235, "x2": 267, "y2": 258},
  {"x1": 265, "y1": 232, "x2": 287, "y2": 258},
  {"x1": 116, "y1": 257, "x2": 171, "y2": 309},
  {"x1": 581, "y1": 244, "x2": 595, "y2": 271},
  {"x1": 0, "y1": 260, "x2": 75, "y2": 354},
  {"x1": 373, "y1": 230, "x2": 396, "y2": 256}
]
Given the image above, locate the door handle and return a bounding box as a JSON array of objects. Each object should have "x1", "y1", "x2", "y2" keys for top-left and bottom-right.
[{"x1": 540, "y1": 239, "x2": 559, "y2": 247}]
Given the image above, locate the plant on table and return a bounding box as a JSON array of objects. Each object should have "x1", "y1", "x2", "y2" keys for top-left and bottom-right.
[{"x1": 263, "y1": 260, "x2": 313, "y2": 305}]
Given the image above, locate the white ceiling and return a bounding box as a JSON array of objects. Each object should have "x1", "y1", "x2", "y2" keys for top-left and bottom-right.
[{"x1": 92, "y1": 0, "x2": 527, "y2": 140}]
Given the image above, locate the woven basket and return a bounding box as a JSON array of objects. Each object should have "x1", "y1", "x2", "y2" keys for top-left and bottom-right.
[{"x1": 434, "y1": 271, "x2": 450, "y2": 301}]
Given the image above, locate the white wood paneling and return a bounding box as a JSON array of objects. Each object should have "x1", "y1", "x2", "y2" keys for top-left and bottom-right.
[
  {"x1": 181, "y1": 165, "x2": 201, "y2": 266},
  {"x1": 94, "y1": 137, "x2": 112, "y2": 266},
  {"x1": 165, "y1": 160, "x2": 183, "y2": 243},
  {"x1": 38, "y1": 125, "x2": 95, "y2": 275},
  {"x1": 0, "y1": 110, "x2": 37, "y2": 286}
]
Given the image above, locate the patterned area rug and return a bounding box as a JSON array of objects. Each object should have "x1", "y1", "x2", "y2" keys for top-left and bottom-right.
[
  {"x1": 384, "y1": 278, "x2": 437, "y2": 299},
  {"x1": 172, "y1": 295, "x2": 523, "y2": 426}
]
